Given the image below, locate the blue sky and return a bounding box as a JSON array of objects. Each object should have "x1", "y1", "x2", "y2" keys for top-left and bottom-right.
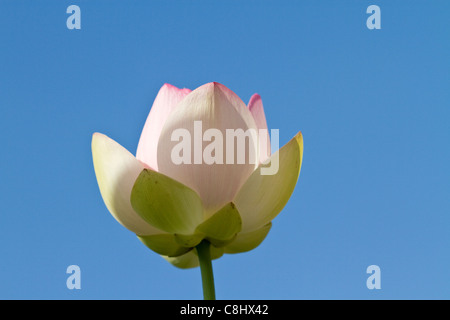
[{"x1": 0, "y1": 0, "x2": 449, "y2": 299}]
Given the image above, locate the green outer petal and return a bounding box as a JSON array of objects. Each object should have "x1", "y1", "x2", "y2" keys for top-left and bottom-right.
[
  {"x1": 131, "y1": 169, "x2": 204, "y2": 235},
  {"x1": 163, "y1": 245, "x2": 225, "y2": 269},
  {"x1": 196, "y1": 202, "x2": 242, "y2": 242},
  {"x1": 224, "y1": 223, "x2": 272, "y2": 254},
  {"x1": 234, "y1": 132, "x2": 303, "y2": 232},
  {"x1": 137, "y1": 234, "x2": 191, "y2": 257}
]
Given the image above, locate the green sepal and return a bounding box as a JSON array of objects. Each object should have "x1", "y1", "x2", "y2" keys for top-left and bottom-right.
[
  {"x1": 196, "y1": 202, "x2": 242, "y2": 245},
  {"x1": 174, "y1": 233, "x2": 204, "y2": 247},
  {"x1": 206, "y1": 233, "x2": 237, "y2": 248},
  {"x1": 137, "y1": 233, "x2": 192, "y2": 257},
  {"x1": 163, "y1": 244, "x2": 225, "y2": 269}
]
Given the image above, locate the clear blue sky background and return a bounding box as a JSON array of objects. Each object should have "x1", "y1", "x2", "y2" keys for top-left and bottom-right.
[{"x1": 0, "y1": 0, "x2": 449, "y2": 299}]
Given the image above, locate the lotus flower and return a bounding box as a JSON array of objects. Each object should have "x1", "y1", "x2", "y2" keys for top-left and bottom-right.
[{"x1": 92, "y1": 82, "x2": 303, "y2": 269}]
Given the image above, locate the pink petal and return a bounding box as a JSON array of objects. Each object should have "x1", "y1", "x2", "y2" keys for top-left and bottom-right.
[
  {"x1": 136, "y1": 83, "x2": 191, "y2": 171},
  {"x1": 156, "y1": 82, "x2": 259, "y2": 217},
  {"x1": 248, "y1": 94, "x2": 271, "y2": 163}
]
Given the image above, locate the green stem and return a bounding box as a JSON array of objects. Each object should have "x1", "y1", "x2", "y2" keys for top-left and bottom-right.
[{"x1": 196, "y1": 240, "x2": 216, "y2": 300}]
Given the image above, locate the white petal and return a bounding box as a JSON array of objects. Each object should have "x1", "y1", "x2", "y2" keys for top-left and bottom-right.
[{"x1": 92, "y1": 133, "x2": 161, "y2": 235}]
